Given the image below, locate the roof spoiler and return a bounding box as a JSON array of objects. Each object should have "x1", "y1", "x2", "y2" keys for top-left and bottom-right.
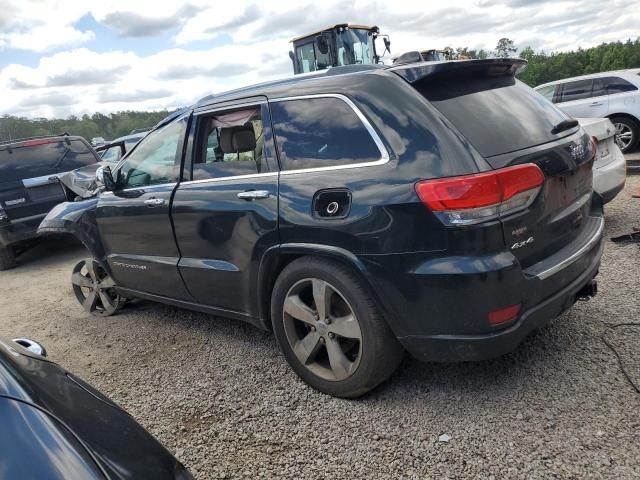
[{"x1": 389, "y1": 58, "x2": 527, "y2": 84}]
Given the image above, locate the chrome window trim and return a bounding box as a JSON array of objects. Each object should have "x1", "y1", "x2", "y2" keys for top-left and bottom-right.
[
  {"x1": 194, "y1": 99, "x2": 267, "y2": 116},
  {"x1": 269, "y1": 93, "x2": 390, "y2": 175},
  {"x1": 180, "y1": 171, "x2": 278, "y2": 187},
  {"x1": 101, "y1": 181, "x2": 178, "y2": 195}
]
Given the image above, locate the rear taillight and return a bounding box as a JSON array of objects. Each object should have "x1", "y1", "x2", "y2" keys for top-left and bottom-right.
[
  {"x1": 415, "y1": 163, "x2": 544, "y2": 225},
  {"x1": 590, "y1": 136, "x2": 598, "y2": 160}
]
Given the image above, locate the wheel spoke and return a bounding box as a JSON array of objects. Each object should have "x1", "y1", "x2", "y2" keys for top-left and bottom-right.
[
  {"x1": 98, "y1": 290, "x2": 116, "y2": 314},
  {"x1": 328, "y1": 314, "x2": 362, "y2": 340},
  {"x1": 283, "y1": 294, "x2": 316, "y2": 325},
  {"x1": 85, "y1": 260, "x2": 98, "y2": 282},
  {"x1": 326, "y1": 337, "x2": 353, "y2": 380},
  {"x1": 71, "y1": 272, "x2": 93, "y2": 288},
  {"x1": 82, "y1": 290, "x2": 98, "y2": 312},
  {"x1": 311, "y1": 279, "x2": 332, "y2": 321},
  {"x1": 293, "y1": 331, "x2": 322, "y2": 365}
]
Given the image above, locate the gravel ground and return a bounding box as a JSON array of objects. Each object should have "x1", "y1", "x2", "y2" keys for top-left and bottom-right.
[{"x1": 1, "y1": 178, "x2": 639, "y2": 479}]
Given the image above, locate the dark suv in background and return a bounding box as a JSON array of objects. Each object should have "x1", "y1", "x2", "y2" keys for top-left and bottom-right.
[
  {"x1": 0, "y1": 134, "x2": 100, "y2": 269},
  {"x1": 41, "y1": 59, "x2": 604, "y2": 398}
]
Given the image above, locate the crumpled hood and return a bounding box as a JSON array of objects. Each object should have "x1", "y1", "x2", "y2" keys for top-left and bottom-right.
[{"x1": 58, "y1": 162, "x2": 104, "y2": 199}]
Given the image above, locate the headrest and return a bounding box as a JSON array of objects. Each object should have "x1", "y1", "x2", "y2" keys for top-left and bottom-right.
[{"x1": 219, "y1": 125, "x2": 256, "y2": 154}]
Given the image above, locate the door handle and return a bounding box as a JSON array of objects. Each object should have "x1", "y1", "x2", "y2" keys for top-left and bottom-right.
[
  {"x1": 589, "y1": 102, "x2": 603, "y2": 106},
  {"x1": 144, "y1": 198, "x2": 166, "y2": 207},
  {"x1": 237, "y1": 190, "x2": 270, "y2": 200}
]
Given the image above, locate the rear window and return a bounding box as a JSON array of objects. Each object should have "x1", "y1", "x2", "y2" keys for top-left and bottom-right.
[
  {"x1": 416, "y1": 77, "x2": 570, "y2": 158},
  {"x1": 0, "y1": 139, "x2": 98, "y2": 182}
]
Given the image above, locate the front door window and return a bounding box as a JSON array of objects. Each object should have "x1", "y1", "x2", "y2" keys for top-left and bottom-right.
[{"x1": 117, "y1": 118, "x2": 187, "y2": 188}]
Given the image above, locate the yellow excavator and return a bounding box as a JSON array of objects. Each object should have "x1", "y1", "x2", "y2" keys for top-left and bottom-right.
[
  {"x1": 288, "y1": 23, "x2": 391, "y2": 74},
  {"x1": 289, "y1": 24, "x2": 454, "y2": 74}
]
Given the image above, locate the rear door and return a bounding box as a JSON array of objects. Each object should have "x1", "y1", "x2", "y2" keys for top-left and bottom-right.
[
  {"x1": 415, "y1": 73, "x2": 597, "y2": 272},
  {"x1": 0, "y1": 138, "x2": 99, "y2": 222},
  {"x1": 557, "y1": 79, "x2": 608, "y2": 118},
  {"x1": 96, "y1": 116, "x2": 191, "y2": 299},
  {"x1": 172, "y1": 101, "x2": 279, "y2": 318}
]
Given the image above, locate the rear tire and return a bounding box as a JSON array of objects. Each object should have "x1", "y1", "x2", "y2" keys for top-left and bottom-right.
[
  {"x1": 271, "y1": 257, "x2": 404, "y2": 398},
  {"x1": 611, "y1": 117, "x2": 639, "y2": 153},
  {"x1": 0, "y1": 247, "x2": 16, "y2": 271}
]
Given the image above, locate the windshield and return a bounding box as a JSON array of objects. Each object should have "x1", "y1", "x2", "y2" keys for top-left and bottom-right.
[
  {"x1": 100, "y1": 146, "x2": 121, "y2": 162},
  {"x1": 336, "y1": 29, "x2": 375, "y2": 65}
]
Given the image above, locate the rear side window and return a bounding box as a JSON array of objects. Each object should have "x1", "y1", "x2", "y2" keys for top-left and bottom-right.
[
  {"x1": 270, "y1": 97, "x2": 381, "y2": 171},
  {"x1": 559, "y1": 79, "x2": 594, "y2": 102},
  {"x1": 416, "y1": 77, "x2": 569, "y2": 158},
  {"x1": 0, "y1": 139, "x2": 98, "y2": 182},
  {"x1": 602, "y1": 76, "x2": 638, "y2": 94}
]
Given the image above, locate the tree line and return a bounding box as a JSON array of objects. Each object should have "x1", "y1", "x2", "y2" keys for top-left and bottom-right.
[
  {"x1": 451, "y1": 38, "x2": 640, "y2": 86},
  {"x1": 0, "y1": 110, "x2": 172, "y2": 144},
  {"x1": 2, "y1": 38, "x2": 639, "y2": 143}
]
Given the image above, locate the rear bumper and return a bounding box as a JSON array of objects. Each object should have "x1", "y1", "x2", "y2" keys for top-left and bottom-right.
[
  {"x1": 0, "y1": 214, "x2": 46, "y2": 248},
  {"x1": 398, "y1": 249, "x2": 601, "y2": 362},
  {"x1": 594, "y1": 147, "x2": 626, "y2": 203},
  {"x1": 360, "y1": 215, "x2": 605, "y2": 362}
]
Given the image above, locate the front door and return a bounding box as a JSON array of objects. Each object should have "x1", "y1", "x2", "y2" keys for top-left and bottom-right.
[
  {"x1": 96, "y1": 115, "x2": 191, "y2": 300},
  {"x1": 172, "y1": 102, "x2": 279, "y2": 318}
]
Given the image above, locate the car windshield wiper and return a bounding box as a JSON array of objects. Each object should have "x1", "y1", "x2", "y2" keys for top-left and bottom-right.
[{"x1": 551, "y1": 119, "x2": 579, "y2": 135}]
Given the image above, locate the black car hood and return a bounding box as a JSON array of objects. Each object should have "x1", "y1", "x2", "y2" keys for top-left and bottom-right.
[{"x1": 0, "y1": 337, "x2": 192, "y2": 479}]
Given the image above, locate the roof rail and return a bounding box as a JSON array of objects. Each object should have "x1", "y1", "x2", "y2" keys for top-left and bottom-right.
[{"x1": 0, "y1": 132, "x2": 72, "y2": 147}]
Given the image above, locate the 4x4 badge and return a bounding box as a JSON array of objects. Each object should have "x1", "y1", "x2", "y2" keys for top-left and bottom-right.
[{"x1": 511, "y1": 236, "x2": 535, "y2": 250}]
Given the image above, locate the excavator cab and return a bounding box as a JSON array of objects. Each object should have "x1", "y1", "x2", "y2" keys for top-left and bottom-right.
[{"x1": 289, "y1": 24, "x2": 390, "y2": 74}]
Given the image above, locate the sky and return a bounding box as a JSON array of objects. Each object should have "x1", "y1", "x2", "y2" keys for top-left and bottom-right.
[{"x1": 0, "y1": 0, "x2": 636, "y2": 118}]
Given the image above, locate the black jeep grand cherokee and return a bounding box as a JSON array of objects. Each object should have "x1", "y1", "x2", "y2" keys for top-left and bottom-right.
[{"x1": 40, "y1": 59, "x2": 604, "y2": 398}]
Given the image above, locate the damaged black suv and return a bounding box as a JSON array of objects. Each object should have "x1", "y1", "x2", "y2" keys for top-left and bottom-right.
[
  {"x1": 40, "y1": 60, "x2": 604, "y2": 398},
  {"x1": 0, "y1": 135, "x2": 100, "y2": 270}
]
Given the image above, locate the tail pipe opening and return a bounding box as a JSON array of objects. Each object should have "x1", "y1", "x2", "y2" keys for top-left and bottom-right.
[{"x1": 576, "y1": 279, "x2": 598, "y2": 301}]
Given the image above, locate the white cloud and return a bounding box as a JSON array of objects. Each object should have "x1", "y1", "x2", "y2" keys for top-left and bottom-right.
[
  {"x1": 0, "y1": 0, "x2": 92, "y2": 52},
  {"x1": 0, "y1": 41, "x2": 290, "y2": 117},
  {"x1": 0, "y1": 0, "x2": 637, "y2": 117},
  {"x1": 5, "y1": 25, "x2": 94, "y2": 53}
]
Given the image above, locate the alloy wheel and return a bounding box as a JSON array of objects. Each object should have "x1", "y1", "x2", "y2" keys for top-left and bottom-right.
[
  {"x1": 71, "y1": 259, "x2": 122, "y2": 316},
  {"x1": 282, "y1": 278, "x2": 362, "y2": 381},
  {"x1": 614, "y1": 122, "x2": 633, "y2": 151}
]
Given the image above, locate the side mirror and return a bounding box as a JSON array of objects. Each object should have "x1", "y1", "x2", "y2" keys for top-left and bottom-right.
[
  {"x1": 13, "y1": 338, "x2": 47, "y2": 357},
  {"x1": 97, "y1": 165, "x2": 118, "y2": 191},
  {"x1": 384, "y1": 37, "x2": 391, "y2": 53},
  {"x1": 316, "y1": 34, "x2": 329, "y2": 55}
]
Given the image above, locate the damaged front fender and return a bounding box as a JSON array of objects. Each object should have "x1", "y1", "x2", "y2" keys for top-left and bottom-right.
[{"x1": 37, "y1": 198, "x2": 106, "y2": 262}]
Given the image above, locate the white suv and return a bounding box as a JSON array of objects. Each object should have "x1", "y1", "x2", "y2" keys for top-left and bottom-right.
[{"x1": 535, "y1": 69, "x2": 640, "y2": 153}]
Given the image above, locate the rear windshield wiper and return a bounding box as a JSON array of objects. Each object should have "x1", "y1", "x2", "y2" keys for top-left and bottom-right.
[{"x1": 551, "y1": 119, "x2": 579, "y2": 135}]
